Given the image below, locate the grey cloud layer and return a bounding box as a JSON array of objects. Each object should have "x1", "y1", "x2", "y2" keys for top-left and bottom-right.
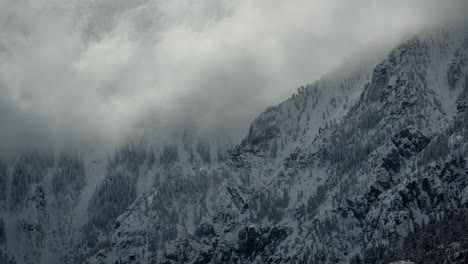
[{"x1": 0, "y1": 0, "x2": 466, "y2": 154}]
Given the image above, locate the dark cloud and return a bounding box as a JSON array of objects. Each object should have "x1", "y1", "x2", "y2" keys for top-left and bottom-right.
[{"x1": 0, "y1": 0, "x2": 466, "y2": 154}]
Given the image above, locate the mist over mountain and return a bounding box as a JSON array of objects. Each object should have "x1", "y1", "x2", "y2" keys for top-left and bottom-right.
[
  {"x1": 1, "y1": 0, "x2": 467, "y2": 154},
  {"x1": 1, "y1": 1, "x2": 468, "y2": 264}
]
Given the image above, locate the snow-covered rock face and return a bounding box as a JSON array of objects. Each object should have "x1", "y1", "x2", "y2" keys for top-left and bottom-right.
[
  {"x1": 245, "y1": 106, "x2": 282, "y2": 149},
  {"x1": 0, "y1": 139, "x2": 233, "y2": 264},
  {"x1": 2, "y1": 27, "x2": 468, "y2": 264}
]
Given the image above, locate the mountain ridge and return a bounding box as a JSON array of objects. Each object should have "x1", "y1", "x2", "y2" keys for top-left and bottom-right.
[{"x1": 1, "y1": 26, "x2": 467, "y2": 264}]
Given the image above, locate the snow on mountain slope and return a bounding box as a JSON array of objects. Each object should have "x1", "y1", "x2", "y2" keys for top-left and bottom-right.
[
  {"x1": 243, "y1": 47, "x2": 385, "y2": 164},
  {"x1": 1, "y1": 25, "x2": 467, "y2": 264},
  {"x1": 0, "y1": 152, "x2": 93, "y2": 264},
  {"x1": 81, "y1": 26, "x2": 468, "y2": 264},
  {"x1": 0, "y1": 135, "x2": 232, "y2": 264}
]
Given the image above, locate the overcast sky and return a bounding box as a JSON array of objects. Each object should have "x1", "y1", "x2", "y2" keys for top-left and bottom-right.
[{"x1": 0, "y1": 0, "x2": 467, "y2": 154}]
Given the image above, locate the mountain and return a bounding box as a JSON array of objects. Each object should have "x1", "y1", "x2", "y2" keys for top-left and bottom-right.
[{"x1": 1, "y1": 25, "x2": 467, "y2": 264}]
